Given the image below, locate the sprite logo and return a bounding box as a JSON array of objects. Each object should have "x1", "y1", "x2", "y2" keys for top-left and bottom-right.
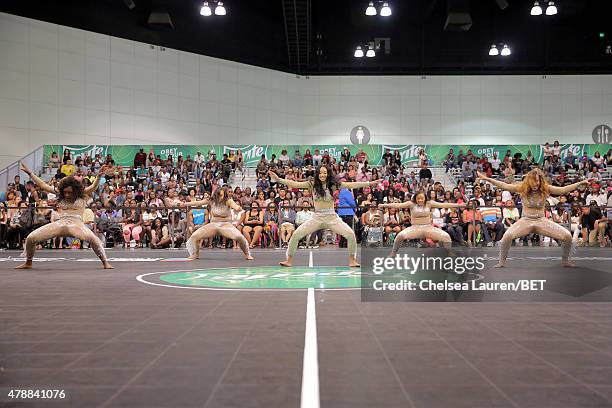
[
  {"x1": 62, "y1": 144, "x2": 107, "y2": 159},
  {"x1": 137, "y1": 266, "x2": 362, "y2": 290}
]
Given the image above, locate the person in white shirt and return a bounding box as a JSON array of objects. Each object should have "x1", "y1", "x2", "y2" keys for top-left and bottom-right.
[
  {"x1": 312, "y1": 150, "x2": 323, "y2": 167},
  {"x1": 491, "y1": 152, "x2": 501, "y2": 173},
  {"x1": 278, "y1": 149, "x2": 291, "y2": 167},
  {"x1": 586, "y1": 186, "x2": 607, "y2": 207},
  {"x1": 552, "y1": 141, "x2": 562, "y2": 158},
  {"x1": 159, "y1": 167, "x2": 171, "y2": 186}
]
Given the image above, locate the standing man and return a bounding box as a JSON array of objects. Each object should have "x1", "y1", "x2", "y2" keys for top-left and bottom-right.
[{"x1": 337, "y1": 185, "x2": 357, "y2": 248}]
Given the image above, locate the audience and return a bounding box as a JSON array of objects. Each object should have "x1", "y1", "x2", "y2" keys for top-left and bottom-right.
[{"x1": 0, "y1": 145, "x2": 609, "y2": 252}]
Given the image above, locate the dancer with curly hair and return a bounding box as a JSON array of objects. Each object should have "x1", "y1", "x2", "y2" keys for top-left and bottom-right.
[
  {"x1": 17, "y1": 162, "x2": 113, "y2": 269},
  {"x1": 476, "y1": 168, "x2": 593, "y2": 267}
]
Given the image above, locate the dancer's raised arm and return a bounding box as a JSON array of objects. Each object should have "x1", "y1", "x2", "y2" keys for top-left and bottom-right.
[
  {"x1": 340, "y1": 180, "x2": 381, "y2": 189},
  {"x1": 429, "y1": 201, "x2": 466, "y2": 209},
  {"x1": 20, "y1": 162, "x2": 55, "y2": 194},
  {"x1": 549, "y1": 178, "x2": 594, "y2": 195},
  {"x1": 379, "y1": 201, "x2": 414, "y2": 209},
  {"x1": 476, "y1": 171, "x2": 520, "y2": 193},
  {"x1": 268, "y1": 171, "x2": 311, "y2": 189},
  {"x1": 84, "y1": 165, "x2": 108, "y2": 195}
]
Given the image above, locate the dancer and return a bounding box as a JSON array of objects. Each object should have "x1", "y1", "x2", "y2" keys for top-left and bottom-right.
[
  {"x1": 476, "y1": 169, "x2": 593, "y2": 267},
  {"x1": 269, "y1": 166, "x2": 380, "y2": 267},
  {"x1": 379, "y1": 192, "x2": 465, "y2": 257},
  {"x1": 17, "y1": 162, "x2": 113, "y2": 269},
  {"x1": 181, "y1": 185, "x2": 253, "y2": 261}
]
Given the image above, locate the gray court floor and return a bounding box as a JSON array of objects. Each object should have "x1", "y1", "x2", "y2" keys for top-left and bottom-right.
[{"x1": 1, "y1": 247, "x2": 612, "y2": 408}]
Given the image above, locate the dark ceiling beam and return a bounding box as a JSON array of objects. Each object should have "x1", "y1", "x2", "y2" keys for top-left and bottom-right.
[
  {"x1": 292, "y1": 0, "x2": 301, "y2": 73},
  {"x1": 281, "y1": 0, "x2": 292, "y2": 67}
]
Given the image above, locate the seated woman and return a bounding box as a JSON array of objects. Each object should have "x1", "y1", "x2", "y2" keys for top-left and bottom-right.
[
  {"x1": 383, "y1": 207, "x2": 402, "y2": 244},
  {"x1": 462, "y1": 200, "x2": 486, "y2": 247},
  {"x1": 121, "y1": 200, "x2": 143, "y2": 248},
  {"x1": 242, "y1": 201, "x2": 264, "y2": 249},
  {"x1": 445, "y1": 207, "x2": 465, "y2": 245},
  {"x1": 263, "y1": 203, "x2": 279, "y2": 248},
  {"x1": 150, "y1": 217, "x2": 171, "y2": 249}
]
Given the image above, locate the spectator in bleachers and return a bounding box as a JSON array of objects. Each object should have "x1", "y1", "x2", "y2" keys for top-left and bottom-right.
[
  {"x1": 481, "y1": 198, "x2": 505, "y2": 244},
  {"x1": 242, "y1": 201, "x2": 264, "y2": 248},
  {"x1": 444, "y1": 149, "x2": 456, "y2": 173},
  {"x1": 564, "y1": 151, "x2": 577, "y2": 170},
  {"x1": 462, "y1": 199, "x2": 486, "y2": 247},
  {"x1": 586, "y1": 184, "x2": 607, "y2": 207},
  {"x1": 263, "y1": 203, "x2": 279, "y2": 248},
  {"x1": 48, "y1": 152, "x2": 61, "y2": 171},
  {"x1": 134, "y1": 148, "x2": 147, "y2": 168},
  {"x1": 279, "y1": 199, "x2": 296, "y2": 248},
  {"x1": 445, "y1": 207, "x2": 465, "y2": 245}
]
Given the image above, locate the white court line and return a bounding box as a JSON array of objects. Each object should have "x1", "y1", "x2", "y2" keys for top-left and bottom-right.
[{"x1": 301, "y1": 287, "x2": 320, "y2": 408}]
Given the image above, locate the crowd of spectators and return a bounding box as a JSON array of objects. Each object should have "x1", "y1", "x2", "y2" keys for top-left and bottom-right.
[{"x1": 0, "y1": 145, "x2": 610, "y2": 252}]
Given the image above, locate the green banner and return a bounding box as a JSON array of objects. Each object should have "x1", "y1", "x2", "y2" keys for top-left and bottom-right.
[{"x1": 43, "y1": 143, "x2": 611, "y2": 168}]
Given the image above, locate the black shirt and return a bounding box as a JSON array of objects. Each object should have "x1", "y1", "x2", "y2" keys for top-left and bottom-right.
[{"x1": 581, "y1": 208, "x2": 603, "y2": 229}]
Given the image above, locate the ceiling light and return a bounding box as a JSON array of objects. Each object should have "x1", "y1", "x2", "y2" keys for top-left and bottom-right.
[
  {"x1": 530, "y1": 1, "x2": 542, "y2": 15},
  {"x1": 545, "y1": 1, "x2": 557, "y2": 15},
  {"x1": 501, "y1": 44, "x2": 511, "y2": 56},
  {"x1": 366, "y1": 44, "x2": 375, "y2": 57},
  {"x1": 200, "y1": 1, "x2": 212, "y2": 16},
  {"x1": 215, "y1": 1, "x2": 226, "y2": 15},
  {"x1": 365, "y1": 1, "x2": 377, "y2": 16},
  {"x1": 354, "y1": 46, "x2": 364, "y2": 58},
  {"x1": 380, "y1": 2, "x2": 392, "y2": 16},
  {"x1": 489, "y1": 44, "x2": 499, "y2": 56}
]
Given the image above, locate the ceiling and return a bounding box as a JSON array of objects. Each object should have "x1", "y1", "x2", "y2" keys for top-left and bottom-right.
[{"x1": 2, "y1": 0, "x2": 612, "y2": 75}]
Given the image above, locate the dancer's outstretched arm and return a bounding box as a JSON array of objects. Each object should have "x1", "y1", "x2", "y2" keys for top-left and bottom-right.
[
  {"x1": 429, "y1": 201, "x2": 466, "y2": 209},
  {"x1": 20, "y1": 162, "x2": 55, "y2": 193},
  {"x1": 476, "y1": 171, "x2": 520, "y2": 193},
  {"x1": 549, "y1": 178, "x2": 594, "y2": 195},
  {"x1": 340, "y1": 180, "x2": 381, "y2": 189},
  {"x1": 269, "y1": 171, "x2": 311, "y2": 189},
  {"x1": 379, "y1": 201, "x2": 414, "y2": 209},
  {"x1": 181, "y1": 199, "x2": 210, "y2": 208}
]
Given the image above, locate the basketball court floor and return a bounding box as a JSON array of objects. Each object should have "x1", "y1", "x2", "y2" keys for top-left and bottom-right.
[{"x1": 1, "y1": 247, "x2": 612, "y2": 407}]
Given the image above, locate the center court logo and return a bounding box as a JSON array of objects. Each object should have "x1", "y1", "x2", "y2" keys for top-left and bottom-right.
[{"x1": 137, "y1": 266, "x2": 362, "y2": 290}]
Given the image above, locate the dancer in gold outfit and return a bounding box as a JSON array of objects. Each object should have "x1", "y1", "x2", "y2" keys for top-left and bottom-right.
[
  {"x1": 379, "y1": 191, "x2": 466, "y2": 257},
  {"x1": 16, "y1": 162, "x2": 113, "y2": 269},
  {"x1": 269, "y1": 166, "x2": 380, "y2": 267},
  {"x1": 181, "y1": 185, "x2": 253, "y2": 261},
  {"x1": 476, "y1": 169, "x2": 593, "y2": 267}
]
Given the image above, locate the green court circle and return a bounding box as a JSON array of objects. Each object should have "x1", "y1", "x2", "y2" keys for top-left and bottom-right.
[
  {"x1": 158, "y1": 266, "x2": 361, "y2": 289},
  {"x1": 147, "y1": 266, "x2": 469, "y2": 290}
]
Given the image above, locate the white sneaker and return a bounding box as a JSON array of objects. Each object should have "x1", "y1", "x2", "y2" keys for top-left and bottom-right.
[{"x1": 130, "y1": 240, "x2": 137, "y2": 248}]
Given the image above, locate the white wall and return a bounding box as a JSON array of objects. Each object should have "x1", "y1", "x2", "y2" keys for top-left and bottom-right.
[{"x1": 1, "y1": 12, "x2": 611, "y2": 169}]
